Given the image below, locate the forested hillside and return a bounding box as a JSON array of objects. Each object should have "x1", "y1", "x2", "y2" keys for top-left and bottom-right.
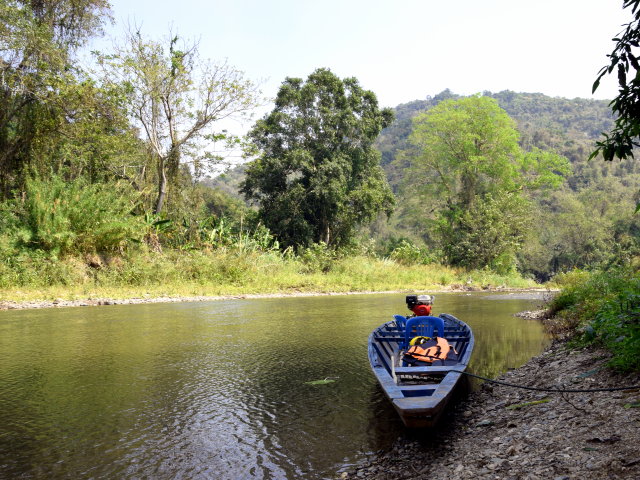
[
  {"x1": 210, "y1": 89, "x2": 640, "y2": 281},
  {"x1": 208, "y1": 90, "x2": 640, "y2": 282},
  {"x1": 371, "y1": 90, "x2": 640, "y2": 281},
  {"x1": 377, "y1": 89, "x2": 632, "y2": 188},
  {"x1": 1, "y1": 0, "x2": 637, "y2": 296}
]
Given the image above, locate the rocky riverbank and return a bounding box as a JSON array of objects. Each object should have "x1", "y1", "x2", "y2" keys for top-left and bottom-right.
[
  {"x1": 343, "y1": 340, "x2": 640, "y2": 480},
  {"x1": 0, "y1": 291, "x2": 402, "y2": 310},
  {"x1": 0, "y1": 288, "x2": 552, "y2": 311}
]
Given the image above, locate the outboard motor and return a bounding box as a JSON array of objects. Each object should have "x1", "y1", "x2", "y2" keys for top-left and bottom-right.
[{"x1": 406, "y1": 294, "x2": 434, "y2": 317}]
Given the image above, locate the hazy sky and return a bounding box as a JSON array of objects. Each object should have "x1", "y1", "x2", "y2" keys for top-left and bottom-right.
[{"x1": 99, "y1": 0, "x2": 629, "y2": 110}]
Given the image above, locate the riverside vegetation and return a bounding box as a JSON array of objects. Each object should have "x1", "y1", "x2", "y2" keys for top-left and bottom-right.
[{"x1": 0, "y1": 1, "x2": 639, "y2": 372}]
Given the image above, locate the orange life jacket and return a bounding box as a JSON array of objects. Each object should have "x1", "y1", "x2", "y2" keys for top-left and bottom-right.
[{"x1": 404, "y1": 336, "x2": 455, "y2": 364}]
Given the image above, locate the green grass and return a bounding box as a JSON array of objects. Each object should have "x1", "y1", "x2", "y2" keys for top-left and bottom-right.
[{"x1": 0, "y1": 248, "x2": 539, "y2": 303}]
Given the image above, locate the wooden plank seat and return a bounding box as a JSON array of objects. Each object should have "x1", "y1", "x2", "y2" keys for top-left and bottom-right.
[
  {"x1": 374, "y1": 335, "x2": 469, "y2": 343},
  {"x1": 398, "y1": 385, "x2": 438, "y2": 392},
  {"x1": 394, "y1": 366, "x2": 464, "y2": 374}
]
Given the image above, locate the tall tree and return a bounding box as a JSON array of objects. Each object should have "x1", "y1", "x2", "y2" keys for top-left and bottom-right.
[
  {"x1": 241, "y1": 68, "x2": 395, "y2": 249},
  {"x1": 0, "y1": 0, "x2": 112, "y2": 197},
  {"x1": 98, "y1": 29, "x2": 260, "y2": 214},
  {"x1": 407, "y1": 95, "x2": 570, "y2": 269}
]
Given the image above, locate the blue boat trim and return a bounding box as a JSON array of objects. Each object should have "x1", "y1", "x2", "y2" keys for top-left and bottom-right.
[{"x1": 368, "y1": 312, "x2": 475, "y2": 428}]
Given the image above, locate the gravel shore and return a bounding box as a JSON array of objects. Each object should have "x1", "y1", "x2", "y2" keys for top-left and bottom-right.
[
  {"x1": 343, "y1": 340, "x2": 640, "y2": 480},
  {"x1": 0, "y1": 288, "x2": 552, "y2": 311},
  {"x1": 0, "y1": 291, "x2": 402, "y2": 310}
]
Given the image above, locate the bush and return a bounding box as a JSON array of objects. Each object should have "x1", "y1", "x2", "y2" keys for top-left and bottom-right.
[
  {"x1": 389, "y1": 240, "x2": 436, "y2": 266},
  {"x1": 298, "y1": 243, "x2": 336, "y2": 273},
  {"x1": 0, "y1": 252, "x2": 89, "y2": 288},
  {"x1": 183, "y1": 216, "x2": 280, "y2": 253},
  {"x1": 549, "y1": 268, "x2": 640, "y2": 371},
  {"x1": 21, "y1": 175, "x2": 143, "y2": 255}
]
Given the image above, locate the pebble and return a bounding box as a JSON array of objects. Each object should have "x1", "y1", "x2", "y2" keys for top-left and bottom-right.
[{"x1": 475, "y1": 419, "x2": 494, "y2": 427}]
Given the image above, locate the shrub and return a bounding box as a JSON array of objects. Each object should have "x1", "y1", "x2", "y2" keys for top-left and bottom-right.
[
  {"x1": 389, "y1": 240, "x2": 436, "y2": 266},
  {"x1": 22, "y1": 175, "x2": 143, "y2": 255},
  {"x1": 0, "y1": 251, "x2": 89, "y2": 288},
  {"x1": 195, "y1": 216, "x2": 280, "y2": 253},
  {"x1": 549, "y1": 268, "x2": 640, "y2": 371},
  {"x1": 298, "y1": 243, "x2": 336, "y2": 273}
]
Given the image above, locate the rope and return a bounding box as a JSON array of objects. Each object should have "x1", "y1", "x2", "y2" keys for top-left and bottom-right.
[{"x1": 451, "y1": 370, "x2": 640, "y2": 393}]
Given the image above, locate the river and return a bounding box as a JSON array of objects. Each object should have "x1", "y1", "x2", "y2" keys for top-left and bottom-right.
[{"x1": 0, "y1": 292, "x2": 549, "y2": 479}]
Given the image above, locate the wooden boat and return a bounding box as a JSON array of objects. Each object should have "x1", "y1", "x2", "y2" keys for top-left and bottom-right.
[{"x1": 368, "y1": 309, "x2": 474, "y2": 428}]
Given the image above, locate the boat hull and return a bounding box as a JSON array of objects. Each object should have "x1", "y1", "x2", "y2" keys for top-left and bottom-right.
[{"x1": 368, "y1": 313, "x2": 474, "y2": 428}]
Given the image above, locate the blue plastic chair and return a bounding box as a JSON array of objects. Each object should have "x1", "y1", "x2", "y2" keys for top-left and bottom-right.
[
  {"x1": 403, "y1": 316, "x2": 445, "y2": 348},
  {"x1": 393, "y1": 314, "x2": 407, "y2": 331}
]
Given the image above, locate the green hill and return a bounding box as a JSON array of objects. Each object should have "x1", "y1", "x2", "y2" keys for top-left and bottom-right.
[
  {"x1": 210, "y1": 90, "x2": 640, "y2": 281},
  {"x1": 375, "y1": 89, "x2": 640, "y2": 191},
  {"x1": 373, "y1": 90, "x2": 640, "y2": 280}
]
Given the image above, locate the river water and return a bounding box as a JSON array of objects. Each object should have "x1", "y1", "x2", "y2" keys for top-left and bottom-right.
[{"x1": 0, "y1": 292, "x2": 549, "y2": 479}]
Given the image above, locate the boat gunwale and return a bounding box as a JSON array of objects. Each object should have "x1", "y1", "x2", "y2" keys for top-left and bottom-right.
[{"x1": 368, "y1": 313, "x2": 475, "y2": 427}]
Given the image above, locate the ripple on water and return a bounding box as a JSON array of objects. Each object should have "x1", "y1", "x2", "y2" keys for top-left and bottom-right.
[{"x1": 0, "y1": 294, "x2": 548, "y2": 479}]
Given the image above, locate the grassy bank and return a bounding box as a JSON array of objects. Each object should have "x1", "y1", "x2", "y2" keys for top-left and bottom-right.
[
  {"x1": 0, "y1": 249, "x2": 538, "y2": 302},
  {"x1": 548, "y1": 267, "x2": 640, "y2": 371}
]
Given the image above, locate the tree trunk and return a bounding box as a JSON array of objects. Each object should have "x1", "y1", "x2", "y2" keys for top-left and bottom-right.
[
  {"x1": 155, "y1": 157, "x2": 167, "y2": 214},
  {"x1": 322, "y1": 224, "x2": 331, "y2": 245},
  {"x1": 461, "y1": 172, "x2": 477, "y2": 209}
]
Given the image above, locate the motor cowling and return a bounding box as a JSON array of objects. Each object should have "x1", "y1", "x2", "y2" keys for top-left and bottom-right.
[
  {"x1": 406, "y1": 294, "x2": 434, "y2": 317},
  {"x1": 411, "y1": 304, "x2": 432, "y2": 316}
]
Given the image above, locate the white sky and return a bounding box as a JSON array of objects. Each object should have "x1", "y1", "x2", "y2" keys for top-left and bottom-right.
[{"x1": 98, "y1": 0, "x2": 630, "y2": 110}]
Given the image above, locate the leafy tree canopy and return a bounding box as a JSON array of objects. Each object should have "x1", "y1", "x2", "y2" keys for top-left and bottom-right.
[
  {"x1": 592, "y1": 0, "x2": 640, "y2": 162},
  {"x1": 0, "y1": 0, "x2": 114, "y2": 196},
  {"x1": 241, "y1": 68, "x2": 395, "y2": 249},
  {"x1": 406, "y1": 95, "x2": 570, "y2": 269},
  {"x1": 408, "y1": 95, "x2": 569, "y2": 209}
]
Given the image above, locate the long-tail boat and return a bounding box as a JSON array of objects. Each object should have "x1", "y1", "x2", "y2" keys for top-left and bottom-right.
[{"x1": 368, "y1": 295, "x2": 474, "y2": 428}]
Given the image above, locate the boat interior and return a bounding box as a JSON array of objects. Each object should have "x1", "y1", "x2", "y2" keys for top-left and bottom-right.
[{"x1": 370, "y1": 315, "x2": 472, "y2": 396}]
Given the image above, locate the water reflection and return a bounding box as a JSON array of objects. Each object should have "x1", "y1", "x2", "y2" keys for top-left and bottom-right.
[{"x1": 0, "y1": 292, "x2": 548, "y2": 479}]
